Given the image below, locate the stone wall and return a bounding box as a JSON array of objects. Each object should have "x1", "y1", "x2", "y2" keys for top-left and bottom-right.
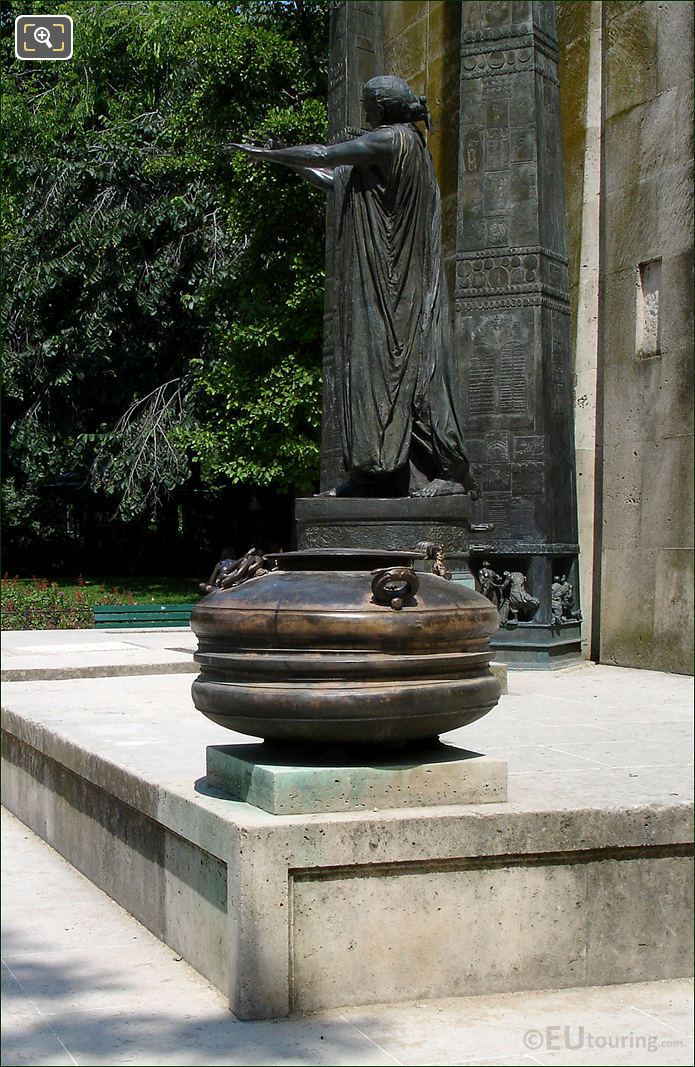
[
  {"x1": 557, "y1": 0, "x2": 694, "y2": 674},
  {"x1": 599, "y1": 0, "x2": 693, "y2": 674},
  {"x1": 556, "y1": 1, "x2": 598, "y2": 659}
]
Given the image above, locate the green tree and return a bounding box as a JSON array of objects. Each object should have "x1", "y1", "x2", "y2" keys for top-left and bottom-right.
[{"x1": 2, "y1": 0, "x2": 327, "y2": 558}]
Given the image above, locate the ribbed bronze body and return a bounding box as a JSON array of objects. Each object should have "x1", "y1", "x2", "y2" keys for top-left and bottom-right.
[{"x1": 191, "y1": 549, "x2": 501, "y2": 746}]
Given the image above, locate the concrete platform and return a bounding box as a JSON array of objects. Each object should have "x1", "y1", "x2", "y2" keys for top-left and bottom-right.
[
  {"x1": 2, "y1": 663, "x2": 693, "y2": 1020},
  {"x1": 4, "y1": 808, "x2": 693, "y2": 1066},
  {"x1": 206, "y1": 741, "x2": 507, "y2": 814}
]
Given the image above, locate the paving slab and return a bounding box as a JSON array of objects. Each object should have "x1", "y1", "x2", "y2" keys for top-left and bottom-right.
[
  {"x1": 2, "y1": 810, "x2": 693, "y2": 1066},
  {"x1": 0, "y1": 628, "x2": 198, "y2": 682},
  {"x1": 342, "y1": 980, "x2": 695, "y2": 1065}
]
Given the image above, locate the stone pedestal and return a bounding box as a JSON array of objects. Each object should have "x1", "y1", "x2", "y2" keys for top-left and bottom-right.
[
  {"x1": 206, "y1": 741, "x2": 507, "y2": 815},
  {"x1": 3, "y1": 670, "x2": 692, "y2": 1020},
  {"x1": 295, "y1": 495, "x2": 486, "y2": 581}
]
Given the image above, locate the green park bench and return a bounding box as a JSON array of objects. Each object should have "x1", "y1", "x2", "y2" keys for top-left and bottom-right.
[{"x1": 93, "y1": 603, "x2": 195, "y2": 629}]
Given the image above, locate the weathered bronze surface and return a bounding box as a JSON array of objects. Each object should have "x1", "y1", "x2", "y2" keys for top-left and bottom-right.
[
  {"x1": 191, "y1": 548, "x2": 501, "y2": 747},
  {"x1": 475, "y1": 560, "x2": 539, "y2": 628},
  {"x1": 200, "y1": 547, "x2": 268, "y2": 594},
  {"x1": 551, "y1": 574, "x2": 582, "y2": 628},
  {"x1": 230, "y1": 75, "x2": 477, "y2": 500}
]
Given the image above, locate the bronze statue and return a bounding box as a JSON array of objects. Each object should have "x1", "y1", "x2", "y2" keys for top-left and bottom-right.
[
  {"x1": 477, "y1": 560, "x2": 505, "y2": 607},
  {"x1": 231, "y1": 76, "x2": 477, "y2": 500},
  {"x1": 498, "y1": 570, "x2": 539, "y2": 627},
  {"x1": 551, "y1": 574, "x2": 581, "y2": 625}
]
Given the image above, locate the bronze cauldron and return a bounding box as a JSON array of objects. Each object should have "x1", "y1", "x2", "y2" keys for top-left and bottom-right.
[{"x1": 191, "y1": 548, "x2": 501, "y2": 746}]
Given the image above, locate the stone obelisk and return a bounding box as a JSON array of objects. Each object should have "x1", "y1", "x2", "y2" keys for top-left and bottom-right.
[{"x1": 456, "y1": 1, "x2": 581, "y2": 664}]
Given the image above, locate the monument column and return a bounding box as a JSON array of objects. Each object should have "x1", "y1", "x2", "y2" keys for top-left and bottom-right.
[{"x1": 456, "y1": 0, "x2": 581, "y2": 664}]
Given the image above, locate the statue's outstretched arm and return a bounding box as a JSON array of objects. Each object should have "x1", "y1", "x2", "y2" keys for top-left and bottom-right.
[
  {"x1": 229, "y1": 127, "x2": 394, "y2": 171},
  {"x1": 287, "y1": 164, "x2": 335, "y2": 190}
]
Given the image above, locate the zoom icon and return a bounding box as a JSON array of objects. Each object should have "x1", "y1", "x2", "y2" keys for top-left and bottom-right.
[{"x1": 15, "y1": 15, "x2": 73, "y2": 60}]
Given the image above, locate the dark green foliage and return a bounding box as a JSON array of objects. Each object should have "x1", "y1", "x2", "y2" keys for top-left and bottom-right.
[
  {"x1": 2, "y1": 0, "x2": 327, "y2": 561},
  {"x1": 0, "y1": 572, "x2": 201, "y2": 629}
]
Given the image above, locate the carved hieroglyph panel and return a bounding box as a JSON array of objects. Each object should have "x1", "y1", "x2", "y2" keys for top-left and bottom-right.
[{"x1": 465, "y1": 312, "x2": 532, "y2": 425}]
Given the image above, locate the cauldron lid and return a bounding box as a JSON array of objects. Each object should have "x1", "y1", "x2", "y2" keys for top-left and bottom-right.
[{"x1": 264, "y1": 548, "x2": 427, "y2": 571}]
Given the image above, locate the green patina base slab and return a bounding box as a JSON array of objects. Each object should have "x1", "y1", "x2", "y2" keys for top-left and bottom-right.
[{"x1": 206, "y1": 740, "x2": 507, "y2": 815}]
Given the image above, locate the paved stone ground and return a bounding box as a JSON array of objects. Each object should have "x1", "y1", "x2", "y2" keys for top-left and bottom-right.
[
  {"x1": 1, "y1": 629, "x2": 199, "y2": 682},
  {"x1": 2, "y1": 809, "x2": 692, "y2": 1067}
]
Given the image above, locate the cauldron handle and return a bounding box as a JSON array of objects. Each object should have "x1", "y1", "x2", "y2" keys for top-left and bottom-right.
[{"x1": 371, "y1": 567, "x2": 419, "y2": 611}]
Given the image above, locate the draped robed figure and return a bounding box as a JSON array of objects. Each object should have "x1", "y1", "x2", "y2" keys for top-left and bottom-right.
[{"x1": 231, "y1": 76, "x2": 478, "y2": 498}]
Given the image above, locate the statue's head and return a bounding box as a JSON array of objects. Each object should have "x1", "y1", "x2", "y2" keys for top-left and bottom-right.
[{"x1": 362, "y1": 76, "x2": 433, "y2": 132}]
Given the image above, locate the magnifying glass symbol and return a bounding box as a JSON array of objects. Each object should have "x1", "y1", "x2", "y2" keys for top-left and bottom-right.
[{"x1": 33, "y1": 26, "x2": 53, "y2": 48}]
